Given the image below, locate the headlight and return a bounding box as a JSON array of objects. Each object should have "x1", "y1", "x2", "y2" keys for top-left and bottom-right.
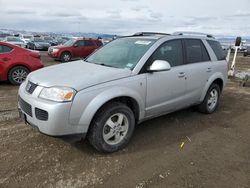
[
  {"x1": 39, "y1": 87, "x2": 76, "y2": 102},
  {"x1": 35, "y1": 43, "x2": 40, "y2": 47},
  {"x1": 53, "y1": 48, "x2": 59, "y2": 53}
]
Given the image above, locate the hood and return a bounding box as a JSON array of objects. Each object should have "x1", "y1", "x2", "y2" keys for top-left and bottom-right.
[
  {"x1": 28, "y1": 60, "x2": 132, "y2": 91},
  {"x1": 35, "y1": 42, "x2": 50, "y2": 46},
  {"x1": 9, "y1": 41, "x2": 24, "y2": 45}
]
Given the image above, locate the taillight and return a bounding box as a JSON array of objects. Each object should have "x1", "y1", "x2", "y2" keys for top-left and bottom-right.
[{"x1": 30, "y1": 52, "x2": 41, "y2": 59}]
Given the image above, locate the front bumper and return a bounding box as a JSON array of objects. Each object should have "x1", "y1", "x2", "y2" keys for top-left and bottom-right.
[
  {"x1": 18, "y1": 82, "x2": 86, "y2": 136},
  {"x1": 48, "y1": 52, "x2": 59, "y2": 58}
]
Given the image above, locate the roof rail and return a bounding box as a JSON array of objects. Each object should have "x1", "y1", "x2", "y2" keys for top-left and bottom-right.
[
  {"x1": 133, "y1": 32, "x2": 170, "y2": 36},
  {"x1": 173, "y1": 31, "x2": 215, "y2": 38}
]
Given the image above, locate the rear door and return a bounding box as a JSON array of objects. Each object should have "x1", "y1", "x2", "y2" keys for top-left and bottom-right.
[
  {"x1": 183, "y1": 39, "x2": 212, "y2": 104},
  {"x1": 81, "y1": 40, "x2": 97, "y2": 58},
  {"x1": 145, "y1": 39, "x2": 188, "y2": 117}
]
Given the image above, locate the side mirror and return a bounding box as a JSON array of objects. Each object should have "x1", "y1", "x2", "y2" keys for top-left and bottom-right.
[
  {"x1": 147, "y1": 60, "x2": 171, "y2": 72},
  {"x1": 73, "y1": 43, "x2": 78, "y2": 47}
]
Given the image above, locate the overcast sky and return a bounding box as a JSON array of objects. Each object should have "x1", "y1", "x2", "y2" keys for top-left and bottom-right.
[{"x1": 1, "y1": 0, "x2": 250, "y2": 36}]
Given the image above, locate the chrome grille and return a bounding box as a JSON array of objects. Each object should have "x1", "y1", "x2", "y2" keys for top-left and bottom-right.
[{"x1": 25, "y1": 81, "x2": 37, "y2": 94}]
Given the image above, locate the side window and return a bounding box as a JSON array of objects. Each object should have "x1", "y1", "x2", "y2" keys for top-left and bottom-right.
[
  {"x1": 0, "y1": 45, "x2": 12, "y2": 53},
  {"x1": 207, "y1": 40, "x2": 226, "y2": 60},
  {"x1": 84, "y1": 40, "x2": 95, "y2": 46},
  {"x1": 185, "y1": 39, "x2": 210, "y2": 63},
  {"x1": 76, "y1": 40, "x2": 85, "y2": 46},
  {"x1": 151, "y1": 40, "x2": 184, "y2": 67}
]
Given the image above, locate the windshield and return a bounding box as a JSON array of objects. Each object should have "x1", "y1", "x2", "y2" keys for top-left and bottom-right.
[
  {"x1": 34, "y1": 38, "x2": 45, "y2": 42},
  {"x1": 63, "y1": 39, "x2": 75, "y2": 46},
  {"x1": 86, "y1": 38, "x2": 156, "y2": 69}
]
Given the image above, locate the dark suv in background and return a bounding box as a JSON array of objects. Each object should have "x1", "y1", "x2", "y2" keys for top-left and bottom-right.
[
  {"x1": 48, "y1": 38, "x2": 103, "y2": 62},
  {"x1": 243, "y1": 46, "x2": 250, "y2": 57}
]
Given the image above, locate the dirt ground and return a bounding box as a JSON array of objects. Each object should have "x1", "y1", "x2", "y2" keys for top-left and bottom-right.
[{"x1": 0, "y1": 52, "x2": 250, "y2": 188}]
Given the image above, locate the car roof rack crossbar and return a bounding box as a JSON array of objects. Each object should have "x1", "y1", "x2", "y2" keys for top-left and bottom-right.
[
  {"x1": 173, "y1": 31, "x2": 215, "y2": 38},
  {"x1": 133, "y1": 32, "x2": 170, "y2": 36}
]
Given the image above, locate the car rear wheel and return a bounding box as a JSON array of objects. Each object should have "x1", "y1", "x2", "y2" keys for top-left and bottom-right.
[
  {"x1": 87, "y1": 102, "x2": 135, "y2": 153},
  {"x1": 60, "y1": 52, "x2": 71, "y2": 62},
  {"x1": 8, "y1": 66, "x2": 30, "y2": 85},
  {"x1": 198, "y1": 83, "x2": 221, "y2": 114}
]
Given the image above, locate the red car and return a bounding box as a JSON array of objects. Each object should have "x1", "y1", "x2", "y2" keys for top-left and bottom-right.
[
  {"x1": 0, "y1": 41, "x2": 44, "y2": 85},
  {"x1": 48, "y1": 38, "x2": 103, "y2": 62}
]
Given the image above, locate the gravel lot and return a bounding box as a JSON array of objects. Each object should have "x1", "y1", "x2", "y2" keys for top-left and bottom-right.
[{"x1": 0, "y1": 52, "x2": 250, "y2": 188}]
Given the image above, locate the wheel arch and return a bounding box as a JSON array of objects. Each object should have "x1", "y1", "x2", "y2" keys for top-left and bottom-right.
[
  {"x1": 77, "y1": 87, "x2": 144, "y2": 133},
  {"x1": 200, "y1": 73, "x2": 225, "y2": 102},
  {"x1": 7, "y1": 64, "x2": 31, "y2": 77},
  {"x1": 59, "y1": 50, "x2": 72, "y2": 58}
]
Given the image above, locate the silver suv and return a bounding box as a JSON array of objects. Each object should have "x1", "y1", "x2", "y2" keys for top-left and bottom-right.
[{"x1": 18, "y1": 32, "x2": 228, "y2": 152}]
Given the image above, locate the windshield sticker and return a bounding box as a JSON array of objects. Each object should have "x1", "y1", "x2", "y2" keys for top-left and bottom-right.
[
  {"x1": 135, "y1": 40, "x2": 152, "y2": 45},
  {"x1": 126, "y1": 63, "x2": 134, "y2": 68}
]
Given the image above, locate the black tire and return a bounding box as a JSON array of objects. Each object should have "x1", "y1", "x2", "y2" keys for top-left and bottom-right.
[
  {"x1": 60, "y1": 52, "x2": 71, "y2": 62},
  {"x1": 8, "y1": 66, "x2": 30, "y2": 85},
  {"x1": 198, "y1": 84, "x2": 221, "y2": 114},
  {"x1": 87, "y1": 102, "x2": 135, "y2": 153}
]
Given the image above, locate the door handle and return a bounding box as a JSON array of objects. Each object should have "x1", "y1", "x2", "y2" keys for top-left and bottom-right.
[
  {"x1": 178, "y1": 72, "x2": 186, "y2": 78},
  {"x1": 207, "y1": 68, "x2": 212, "y2": 72}
]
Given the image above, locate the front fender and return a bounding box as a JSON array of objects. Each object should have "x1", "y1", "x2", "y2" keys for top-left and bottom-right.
[{"x1": 69, "y1": 85, "x2": 145, "y2": 133}]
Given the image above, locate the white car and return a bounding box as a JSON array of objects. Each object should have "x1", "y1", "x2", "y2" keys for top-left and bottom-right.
[
  {"x1": 4, "y1": 37, "x2": 26, "y2": 48},
  {"x1": 18, "y1": 32, "x2": 228, "y2": 152}
]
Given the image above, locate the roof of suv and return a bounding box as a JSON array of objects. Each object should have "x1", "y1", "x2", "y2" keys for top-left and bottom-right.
[{"x1": 126, "y1": 31, "x2": 217, "y2": 41}]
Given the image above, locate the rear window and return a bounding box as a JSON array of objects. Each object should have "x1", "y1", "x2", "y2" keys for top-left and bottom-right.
[
  {"x1": 207, "y1": 40, "x2": 226, "y2": 60},
  {"x1": 0, "y1": 45, "x2": 13, "y2": 53},
  {"x1": 184, "y1": 39, "x2": 210, "y2": 64}
]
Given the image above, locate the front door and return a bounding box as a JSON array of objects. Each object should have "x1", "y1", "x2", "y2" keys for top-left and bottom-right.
[
  {"x1": 73, "y1": 40, "x2": 85, "y2": 58},
  {"x1": 145, "y1": 39, "x2": 188, "y2": 117}
]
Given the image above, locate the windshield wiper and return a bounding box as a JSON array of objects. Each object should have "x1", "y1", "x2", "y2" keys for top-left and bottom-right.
[
  {"x1": 84, "y1": 61, "x2": 116, "y2": 68},
  {"x1": 99, "y1": 63, "x2": 115, "y2": 68}
]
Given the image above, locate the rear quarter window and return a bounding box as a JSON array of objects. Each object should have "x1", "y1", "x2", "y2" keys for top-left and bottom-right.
[
  {"x1": 0, "y1": 45, "x2": 13, "y2": 53},
  {"x1": 95, "y1": 40, "x2": 103, "y2": 47},
  {"x1": 207, "y1": 40, "x2": 226, "y2": 60}
]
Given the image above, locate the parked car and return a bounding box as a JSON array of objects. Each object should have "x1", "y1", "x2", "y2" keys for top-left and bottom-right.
[
  {"x1": 55, "y1": 37, "x2": 71, "y2": 45},
  {"x1": 0, "y1": 33, "x2": 12, "y2": 41},
  {"x1": 27, "y1": 38, "x2": 50, "y2": 50},
  {"x1": 18, "y1": 32, "x2": 227, "y2": 152},
  {"x1": 4, "y1": 37, "x2": 26, "y2": 48},
  {"x1": 0, "y1": 41, "x2": 44, "y2": 85},
  {"x1": 21, "y1": 35, "x2": 33, "y2": 42},
  {"x1": 243, "y1": 46, "x2": 250, "y2": 57},
  {"x1": 43, "y1": 36, "x2": 58, "y2": 46},
  {"x1": 48, "y1": 38, "x2": 103, "y2": 62}
]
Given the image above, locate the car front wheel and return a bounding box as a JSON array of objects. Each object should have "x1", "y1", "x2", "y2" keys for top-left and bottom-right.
[
  {"x1": 8, "y1": 66, "x2": 30, "y2": 85},
  {"x1": 60, "y1": 52, "x2": 71, "y2": 62},
  {"x1": 88, "y1": 102, "x2": 135, "y2": 153}
]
